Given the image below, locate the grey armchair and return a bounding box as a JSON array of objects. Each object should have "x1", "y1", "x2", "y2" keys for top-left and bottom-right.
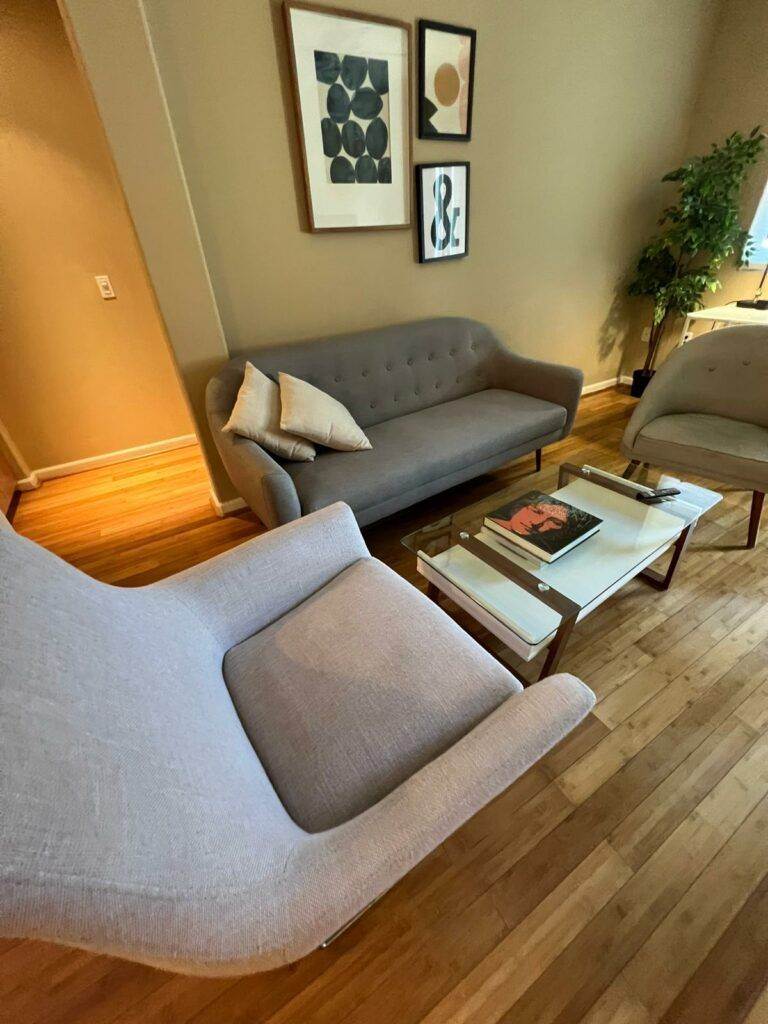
[
  {"x1": 621, "y1": 325, "x2": 768, "y2": 547},
  {"x1": 0, "y1": 503, "x2": 594, "y2": 976}
]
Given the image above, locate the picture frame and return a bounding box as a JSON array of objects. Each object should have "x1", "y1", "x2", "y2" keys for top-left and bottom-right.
[
  {"x1": 418, "y1": 20, "x2": 476, "y2": 141},
  {"x1": 283, "y1": 1, "x2": 412, "y2": 232},
  {"x1": 416, "y1": 162, "x2": 470, "y2": 263}
]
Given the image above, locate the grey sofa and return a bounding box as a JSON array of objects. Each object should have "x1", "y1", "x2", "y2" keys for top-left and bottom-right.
[
  {"x1": 621, "y1": 325, "x2": 768, "y2": 547},
  {"x1": 207, "y1": 317, "x2": 583, "y2": 529},
  {"x1": 0, "y1": 502, "x2": 594, "y2": 976}
]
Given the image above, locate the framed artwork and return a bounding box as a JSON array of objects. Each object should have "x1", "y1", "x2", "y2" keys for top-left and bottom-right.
[
  {"x1": 283, "y1": 1, "x2": 412, "y2": 232},
  {"x1": 416, "y1": 162, "x2": 470, "y2": 263},
  {"x1": 418, "y1": 20, "x2": 476, "y2": 141}
]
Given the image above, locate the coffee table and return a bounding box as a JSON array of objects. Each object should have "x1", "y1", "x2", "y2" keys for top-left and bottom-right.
[{"x1": 401, "y1": 463, "x2": 721, "y2": 682}]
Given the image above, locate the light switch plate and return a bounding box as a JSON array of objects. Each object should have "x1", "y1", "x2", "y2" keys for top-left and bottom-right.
[{"x1": 95, "y1": 275, "x2": 116, "y2": 300}]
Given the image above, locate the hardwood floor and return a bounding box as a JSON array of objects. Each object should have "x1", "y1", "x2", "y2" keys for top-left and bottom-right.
[{"x1": 6, "y1": 386, "x2": 768, "y2": 1024}]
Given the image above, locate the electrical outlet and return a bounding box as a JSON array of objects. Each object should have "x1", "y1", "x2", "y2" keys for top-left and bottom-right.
[
  {"x1": 95, "y1": 275, "x2": 116, "y2": 300},
  {"x1": 641, "y1": 326, "x2": 651, "y2": 343}
]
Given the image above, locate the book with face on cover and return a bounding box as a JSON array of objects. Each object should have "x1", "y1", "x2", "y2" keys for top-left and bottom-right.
[{"x1": 483, "y1": 490, "x2": 602, "y2": 563}]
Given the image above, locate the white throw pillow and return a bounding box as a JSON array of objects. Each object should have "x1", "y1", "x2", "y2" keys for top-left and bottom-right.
[
  {"x1": 279, "y1": 373, "x2": 372, "y2": 452},
  {"x1": 222, "y1": 363, "x2": 315, "y2": 462}
]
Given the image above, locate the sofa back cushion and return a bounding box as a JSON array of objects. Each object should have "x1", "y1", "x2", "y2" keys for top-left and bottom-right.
[{"x1": 207, "y1": 317, "x2": 505, "y2": 431}]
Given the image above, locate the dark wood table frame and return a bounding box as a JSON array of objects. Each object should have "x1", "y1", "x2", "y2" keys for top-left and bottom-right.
[{"x1": 425, "y1": 462, "x2": 694, "y2": 682}]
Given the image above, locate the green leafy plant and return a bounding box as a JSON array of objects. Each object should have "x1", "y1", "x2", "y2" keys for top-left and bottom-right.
[{"x1": 629, "y1": 126, "x2": 765, "y2": 372}]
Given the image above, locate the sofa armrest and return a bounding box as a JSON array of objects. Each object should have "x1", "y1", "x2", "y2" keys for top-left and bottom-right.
[
  {"x1": 493, "y1": 350, "x2": 583, "y2": 436},
  {"x1": 156, "y1": 502, "x2": 370, "y2": 649},
  {"x1": 206, "y1": 372, "x2": 301, "y2": 529},
  {"x1": 217, "y1": 428, "x2": 301, "y2": 529}
]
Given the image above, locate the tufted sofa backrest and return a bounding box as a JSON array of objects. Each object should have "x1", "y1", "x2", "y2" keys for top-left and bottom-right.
[{"x1": 207, "y1": 318, "x2": 506, "y2": 430}]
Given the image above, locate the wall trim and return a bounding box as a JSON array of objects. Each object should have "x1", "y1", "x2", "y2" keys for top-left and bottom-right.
[
  {"x1": 581, "y1": 375, "x2": 628, "y2": 395},
  {"x1": 21, "y1": 434, "x2": 197, "y2": 486},
  {"x1": 210, "y1": 487, "x2": 248, "y2": 518}
]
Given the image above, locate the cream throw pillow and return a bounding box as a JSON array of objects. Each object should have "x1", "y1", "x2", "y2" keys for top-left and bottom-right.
[
  {"x1": 279, "y1": 372, "x2": 372, "y2": 452},
  {"x1": 222, "y1": 363, "x2": 315, "y2": 461}
]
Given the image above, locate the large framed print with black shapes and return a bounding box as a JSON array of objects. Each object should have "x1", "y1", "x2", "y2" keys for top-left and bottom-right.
[
  {"x1": 284, "y1": 1, "x2": 412, "y2": 232},
  {"x1": 418, "y1": 20, "x2": 476, "y2": 141},
  {"x1": 416, "y1": 162, "x2": 470, "y2": 263}
]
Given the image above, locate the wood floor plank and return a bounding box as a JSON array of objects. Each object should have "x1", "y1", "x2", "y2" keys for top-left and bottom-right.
[
  {"x1": 621, "y1": 744, "x2": 768, "y2": 1018},
  {"x1": 656, "y1": 869, "x2": 768, "y2": 1024},
  {"x1": 492, "y1": 761, "x2": 768, "y2": 1024},
  {"x1": 489, "y1": 637, "x2": 768, "y2": 930},
  {"x1": 559, "y1": 601, "x2": 768, "y2": 804},
  {"x1": 419, "y1": 842, "x2": 632, "y2": 1024}
]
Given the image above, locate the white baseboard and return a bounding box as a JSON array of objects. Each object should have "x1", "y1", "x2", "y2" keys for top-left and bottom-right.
[
  {"x1": 21, "y1": 434, "x2": 198, "y2": 486},
  {"x1": 618, "y1": 374, "x2": 633, "y2": 386},
  {"x1": 210, "y1": 488, "x2": 248, "y2": 517},
  {"x1": 16, "y1": 473, "x2": 40, "y2": 491},
  {"x1": 581, "y1": 376, "x2": 623, "y2": 395}
]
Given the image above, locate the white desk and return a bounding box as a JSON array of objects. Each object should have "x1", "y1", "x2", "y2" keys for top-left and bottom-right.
[{"x1": 679, "y1": 303, "x2": 768, "y2": 344}]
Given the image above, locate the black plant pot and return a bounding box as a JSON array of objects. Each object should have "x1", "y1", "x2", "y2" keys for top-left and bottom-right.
[{"x1": 630, "y1": 368, "x2": 655, "y2": 398}]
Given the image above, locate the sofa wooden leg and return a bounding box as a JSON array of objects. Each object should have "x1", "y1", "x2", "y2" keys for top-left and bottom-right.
[
  {"x1": 622, "y1": 460, "x2": 640, "y2": 479},
  {"x1": 747, "y1": 491, "x2": 764, "y2": 549},
  {"x1": 535, "y1": 448, "x2": 542, "y2": 473}
]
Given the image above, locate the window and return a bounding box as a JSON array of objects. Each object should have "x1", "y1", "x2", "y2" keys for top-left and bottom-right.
[{"x1": 745, "y1": 179, "x2": 768, "y2": 267}]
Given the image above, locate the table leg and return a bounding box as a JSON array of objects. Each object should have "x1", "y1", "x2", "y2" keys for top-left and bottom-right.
[
  {"x1": 538, "y1": 614, "x2": 577, "y2": 679},
  {"x1": 426, "y1": 581, "x2": 441, "y2": 603},
  {"x1": 639, "y1": 525, "x2": 691, "y2": 591}
]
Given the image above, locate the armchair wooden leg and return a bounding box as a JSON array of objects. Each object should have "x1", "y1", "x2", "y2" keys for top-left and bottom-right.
[
  {"x1": 535, "y1": 448, "x2": 542, "y2": 473},
  {"x1": 622, "y1": 460, "x2": 640, "y2": 479},
  {"x1": 747, "y1": 491, "x2": 764, "y2": 549}
]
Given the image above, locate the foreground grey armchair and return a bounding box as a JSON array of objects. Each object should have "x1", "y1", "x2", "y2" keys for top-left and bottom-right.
[
  {"x1": 0, "y1": 504, "x2": 594, "y2": 976},
  {"x1": 621, "y1": 325, "x2": 768, "y2": 547},
  {"x1": 207, "y1": 317, "x2": 583, "y2": 529}
]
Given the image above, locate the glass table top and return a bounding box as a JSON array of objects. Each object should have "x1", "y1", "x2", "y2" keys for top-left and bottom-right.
[{"x1": 401, "y1": 466, "x2": 721, "y2": 647}]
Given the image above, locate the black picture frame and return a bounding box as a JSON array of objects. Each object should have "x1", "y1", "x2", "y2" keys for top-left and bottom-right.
[
  {"x1": 416, "y1": 162, "x2": 470, "y2": 263},
  {"x1": 418, "y1": 19, "x2": 476, "y2": 141}
]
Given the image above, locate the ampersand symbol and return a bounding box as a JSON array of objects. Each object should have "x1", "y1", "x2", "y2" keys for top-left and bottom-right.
[{"x1": 430, "y1": 173, "x2": 460, "y2": 251}]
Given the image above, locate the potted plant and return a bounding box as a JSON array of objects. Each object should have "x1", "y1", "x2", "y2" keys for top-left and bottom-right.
[{"x1": 627, "y1": 126, "x2": 765, "y2": 397}]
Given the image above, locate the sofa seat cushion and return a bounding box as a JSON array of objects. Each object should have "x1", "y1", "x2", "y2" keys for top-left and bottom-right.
[
  {"x1": 223, "y1": 558, "x2": 521, "y2": 833},
  {"x1": 285, "y1": 389, "x2": 567, "y2": 516},
  {"x1": 635, "y1": 413, "x2": 768, "y2": 489}
]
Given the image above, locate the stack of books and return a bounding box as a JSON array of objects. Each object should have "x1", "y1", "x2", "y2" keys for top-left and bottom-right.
[{"x1": 483, "y1": 490, "x2": 602, "y2": 565}]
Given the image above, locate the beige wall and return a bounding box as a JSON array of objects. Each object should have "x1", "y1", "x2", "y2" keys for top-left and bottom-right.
[
  {"x1": 0, "y1": 0, "x2": 191, "y2": 472},
  {"x1": 59, "y1": 0, "x2": 233, "y2": 505},
  {"x1": 143, "y1": 0, "x2": 717, "y2": 387}
]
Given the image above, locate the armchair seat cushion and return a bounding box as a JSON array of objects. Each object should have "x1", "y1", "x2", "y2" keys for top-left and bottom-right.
[
  {"x1": 284, "y1": 389, "x2": 567, "y2": 517},
  {"x1": 223, "y1": 557, "x2": 522, "y2": 833},
  {"x1": 634, "y1": 413, "x2": 768, "y2": 489}
]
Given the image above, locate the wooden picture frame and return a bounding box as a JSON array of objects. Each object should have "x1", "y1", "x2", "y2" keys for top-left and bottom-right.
[
  {"x1": 416, "y1": 162, "x2": 470, "y2": 263},
  {"x1": 418, "y1": 19, "x2": 476, "y2": 141},
  {"x1": 283, "y1": 1, "x2": 413, "y2": 232}
]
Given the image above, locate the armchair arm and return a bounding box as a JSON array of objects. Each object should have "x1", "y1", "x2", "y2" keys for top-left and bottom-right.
[
  {"x1": 620, "y1": 355, "x2": 680, "y2": 453},
  {"x1": 156, "y1": 502, "x2": 369, "y2": 649},
  {"x1": 492, "y1": 350, "x2": 583, "y2": 435},
  {"x1": 259, "y1": 673, "x2": 595, "y2": 971}
]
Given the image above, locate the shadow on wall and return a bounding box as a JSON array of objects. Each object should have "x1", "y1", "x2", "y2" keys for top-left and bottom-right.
[{"x1": 596, "y1": 272, "x2": 649, "y2": 375}]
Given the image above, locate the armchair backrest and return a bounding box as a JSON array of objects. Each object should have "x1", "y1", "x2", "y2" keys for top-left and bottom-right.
[
  {"x1": 639, "y1": 325, "x2": 768, "y2": 428},
  {"x1": 206, "y1": 317, "x2": 507, "y2": 432},
  {"x1": 0, "y1": 529, "x2": 295, "y2": 911}
]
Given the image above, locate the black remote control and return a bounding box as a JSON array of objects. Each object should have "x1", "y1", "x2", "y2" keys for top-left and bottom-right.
[{"x1": 636, "y1": 487, "x2": 681, "y2": 504}]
